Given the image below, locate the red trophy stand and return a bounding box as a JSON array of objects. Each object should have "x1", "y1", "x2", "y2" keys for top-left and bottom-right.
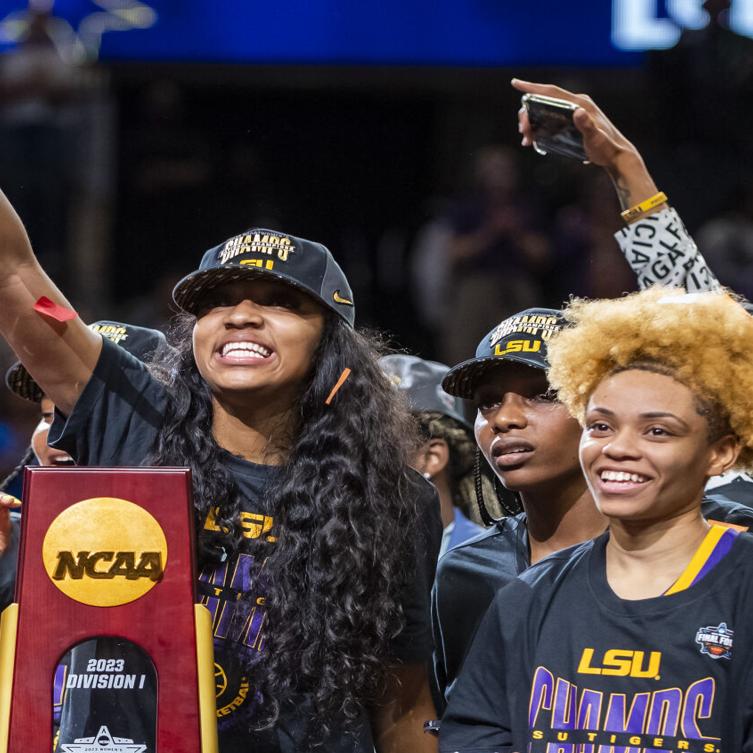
[{"x1": 0, "y1": 467, "x2": 217, "y2": 753}]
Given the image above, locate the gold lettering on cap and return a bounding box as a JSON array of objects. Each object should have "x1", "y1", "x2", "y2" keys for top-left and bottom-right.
[
  {"x1": 218, "y1": 232, "x2": 296, "y2": 265},
  {"x1": 90, "y1": 323, "x2": 129, "y2": 345},
  {"x1": 494, "y1": 340, "x2": 542, "y2": 357},
  {"x1": 240, "y1": 259, "x2": 275, "y2": 270},
  {"x1": 489, "y1": 314, "x2": 561, "y2": 348}
]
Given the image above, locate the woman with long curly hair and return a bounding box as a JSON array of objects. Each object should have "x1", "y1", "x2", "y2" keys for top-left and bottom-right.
[
  {"x1": 440, "y1": 287, "x2": 753, "y2": 752},
  {"x1": 0, "y1": 188, "x2": 441, "y2": 753}
]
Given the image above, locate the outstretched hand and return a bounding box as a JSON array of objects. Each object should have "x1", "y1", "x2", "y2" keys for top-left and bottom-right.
[
  {"x1": 512, "y1": 79, "x2": 638, "y2": 171},
  {"x1": 512, "y1": 78, "x2": 662, "y2": 214},
  {"x1": 0, "y1": 493, "x2": 21, "y2": 556}
]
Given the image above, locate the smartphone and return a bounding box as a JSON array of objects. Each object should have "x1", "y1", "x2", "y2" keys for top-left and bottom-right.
[{"x1": 521, "y1": 93, "x2": 587, "y2": 162}]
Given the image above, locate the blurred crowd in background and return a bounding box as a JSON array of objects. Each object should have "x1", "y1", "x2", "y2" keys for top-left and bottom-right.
[{"x1": 1, "y1": 2, "x2": 753, "y2": 477}]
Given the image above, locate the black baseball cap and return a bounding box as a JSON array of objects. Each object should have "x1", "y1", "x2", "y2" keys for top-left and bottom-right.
[
  {"x1": 442, "y1": 308, "x2": 565, "y2": 400},
  {"x1": 5, "y1": 321, "x2": 167, "y2": 403},
  {"x1": 172, "y1": 228, "x2": 355, "y2": 326},
  {"x1": 380, "y1": 355, "x2": 471, "y2": 429}
]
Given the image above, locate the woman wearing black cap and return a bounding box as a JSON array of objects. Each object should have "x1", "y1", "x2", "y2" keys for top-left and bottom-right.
[
  {"x1": 0, "y1": 201, "x2": 442, "y2": 753},
  {"x1": 429, "y1": 79, "x2": 753, "y2": 721},
  {"x1": 433, "y1": 312, "x2": 753, "y2": 715},
  {"x1": 440, "y1": 288, "x2": 753, "y2": 752}
]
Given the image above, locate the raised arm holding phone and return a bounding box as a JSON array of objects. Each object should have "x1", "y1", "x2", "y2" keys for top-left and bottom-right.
[
  {"x1": 514, "y1": 79, "x2": 664, "y2": 212},
  {"x1": 513, "y1": 78, "x2": 720, "y2": 294},
  {"x1": 437, "y1": 81, "x2": 753, "y2": 753}
]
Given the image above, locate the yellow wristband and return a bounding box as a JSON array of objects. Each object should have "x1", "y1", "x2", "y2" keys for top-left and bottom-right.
[{"x1": 620, "y1": 191, "x2": 668, "y2": 223}]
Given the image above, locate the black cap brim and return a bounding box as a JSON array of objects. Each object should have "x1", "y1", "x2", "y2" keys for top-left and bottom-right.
[
  {"x1": 172, "y1": 265, "x2": 354, "y2": 325},
  {"x1": 5, "y1": 361, "x2": 43, "y2": 403},
  {"x1": 174, "y1": 267, "x2": 320, "y2": 314},
  {"x1": 442, "y1": 354, "x2": 547, "y2": 400}
]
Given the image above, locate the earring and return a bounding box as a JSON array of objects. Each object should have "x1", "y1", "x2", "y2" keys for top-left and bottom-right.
[{"x1": 423, "y1": 471, "x2": 433, "y2": 480}]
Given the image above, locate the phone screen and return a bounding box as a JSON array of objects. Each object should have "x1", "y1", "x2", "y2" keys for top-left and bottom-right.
[{"x1": 523, "y1": 96, "x2": 587, "y2": 162}]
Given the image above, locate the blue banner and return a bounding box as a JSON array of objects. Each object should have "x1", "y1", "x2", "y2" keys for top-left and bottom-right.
[{"x1": 1, "y1": 1, "x2": 751, "y2": 66}]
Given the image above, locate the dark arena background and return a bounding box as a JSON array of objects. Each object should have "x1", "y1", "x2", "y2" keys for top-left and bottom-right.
[{"x1": 1, "y1": 0, "x2": 753, "y2": 476}]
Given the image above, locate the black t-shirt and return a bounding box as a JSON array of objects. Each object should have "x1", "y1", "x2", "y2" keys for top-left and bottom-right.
[
  {"x1": 439, "y1": 531, "x2": 753, "y2": 753},
  {"x1": 431, "y1": 514, "x2": 528, "y2": 712},
  {"x1": 49, "y1": 337, "x2": 442, "y2": 753},
  {"x1": 432, "y1": 498, "x2": 753, "y2": 713}
]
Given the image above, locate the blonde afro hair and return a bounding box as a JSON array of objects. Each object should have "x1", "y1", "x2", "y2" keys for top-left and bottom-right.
[{"x1": 546, "y1": 286, "x2": 753, "y2": 471}]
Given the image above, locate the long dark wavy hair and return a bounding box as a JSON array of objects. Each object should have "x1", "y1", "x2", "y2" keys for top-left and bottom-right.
[{"x1": 148, "y1": 310, "x2": 422, "y2": 742}]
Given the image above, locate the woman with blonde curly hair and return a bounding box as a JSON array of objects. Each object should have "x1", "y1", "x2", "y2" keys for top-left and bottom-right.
[{"x1": 440, "y1": 287, "x2": 753, "y2": 753}]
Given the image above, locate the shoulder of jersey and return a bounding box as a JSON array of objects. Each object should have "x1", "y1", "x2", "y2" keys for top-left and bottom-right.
[
  {"x1": 517, "y1": 537, "x2": 594, "y2": 589},
  {"x1": 702, "y1": 494, "x2": 753, "y2": 529},
  {"x1": 436, "y1": 513, "x2": 524, "y2": 569}
]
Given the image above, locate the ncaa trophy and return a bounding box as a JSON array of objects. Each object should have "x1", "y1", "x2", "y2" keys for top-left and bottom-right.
[{"x1": 0, "y1": 467, "x2": 218, "y2": 752}]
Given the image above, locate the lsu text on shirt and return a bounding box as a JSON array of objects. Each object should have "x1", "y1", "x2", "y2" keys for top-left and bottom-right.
[
  {"x1": 431, "y1": 499, "x2": 753, "y2": 715},
  {"x1": 439, "y1": 531, "x2": 753, "y2": 753}
]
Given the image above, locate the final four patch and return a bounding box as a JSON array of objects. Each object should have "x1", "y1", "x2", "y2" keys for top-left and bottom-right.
[{"x1": 695, "y1": 622, "x2": 734, "y2": 660}]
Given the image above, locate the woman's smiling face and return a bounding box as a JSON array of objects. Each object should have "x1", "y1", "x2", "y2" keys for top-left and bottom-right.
[
  {"x1": 192, "y1": 278, "x2": 326, "y2": 404},
  {"x1": 580, "y1": 369, "x2": 739, "y2": 523}
]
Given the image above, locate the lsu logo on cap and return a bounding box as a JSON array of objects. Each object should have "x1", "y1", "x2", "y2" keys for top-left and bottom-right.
[
  {"x1": 42, "y1": 497, "x2": 168, "y2": 607},
  {"x1": 240, "y1": 258, "x2": 275, "y2": 271},
  {"x1": 494, "y1": 339, "x2": 542, "y2": 357}
]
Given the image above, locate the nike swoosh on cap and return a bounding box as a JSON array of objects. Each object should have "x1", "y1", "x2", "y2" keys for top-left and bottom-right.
[{"x1": 333, "y1": 290, "x2": 354, "y2": 306}]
